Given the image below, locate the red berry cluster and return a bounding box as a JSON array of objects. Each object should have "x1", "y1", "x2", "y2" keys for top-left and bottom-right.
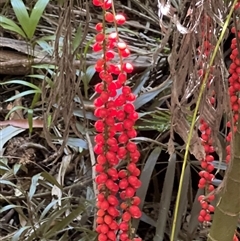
[
  {"x1": 197, "y1": 15, "x2": 216, "y2": 223},
  {"x1": 92, "y1": 1, "x2": 142, "y2": 241},
  {"x1": 227, "y1": 3, "x2": 240, "y2": 241},
  {"x1": 198, "y1": 118, "x2": 215, "y2": 223},
  {"x1": 227, "y1": 23, "x2": 240, "y2": 164}
]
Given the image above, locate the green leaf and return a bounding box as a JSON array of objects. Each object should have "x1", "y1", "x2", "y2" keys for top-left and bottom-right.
[
  {"x1": 29, "y1": 0, "x2": 49, "y2": 38},
  {"x1": 134, "y1": 80, "x2": 172, "y2": 109},
  {"x1": 36, "y1": 39, "x2": 53, "y2": 54},
  {"x1": 39, "y1": 199, "x2": 60, "y2": 220},
  {"x1": 73, "y1": 24, "x2": 82, "y2": 52},
  {"x1": 0, "y1": 158, "x2": 10, "y2": 171},
  {"x1": 0, "y1": 180, "x2": 18, "y2": 188},
  {"x1": 187, "y1": 188, "x2": 204, "y2": 237},
  {"x1": 0, "y1": 80, "x2": 41, "y2": 91},
  {"x1": 65, "y1": 137, "x2": 88, "y2": 150},
  {"x1": 41, "y1": 171, "x2": 63, "y2": 190},
  {"x1": 10, "y1": 0, "x2": 30, "y2": 38},
  {"x1": 153, "y1": 154, "x2": 176, "y2": 241},
  {"x1": 0, "y1": 204, "x2": 24, "y2": 213},
  {"x1": 5, "y1": 106, "x2": 27, "y2": 120},
  {"x1": 0, "y1": 15, "x2": 26, "y2": 37},
  {"x1": 132, "y1": 70, "x2": 150, "y2": 95},
  {"x1": 12, "y1": 226, "x2": 30, "y2": 241},
  {"x1": 45, "y1": 205, "x2": 85, "y2": 238},
  {"x1": 28, "y1": 173, "x2": 41, "y2": 200},
  {"x1": 0, "y1": 126, "x2": 25, "y2": 150},
  {"x1": 13, "y1": 163, "x2": 22, "y2": 175},
  {"x1": 5, "y1": 90, "x2": 41, "y2": 102},
  {"x1": 85, "y1": 65, "x2": 96, "y2": 84},
  {"x1": 133, "y1": 147, "x2": 162, "y2": 231},
  {"x1": 11, "y1": 0, "x2": 49, "y2": 40},
  {"x1": 30, "y1": 92, "x2": 41, "y2": 108},
  {"x1": 27, "y1": 109, "x2": 33, "y2": 133}
]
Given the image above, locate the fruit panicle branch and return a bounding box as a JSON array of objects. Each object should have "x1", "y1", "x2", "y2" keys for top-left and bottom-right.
[
  {"x1": 197, "y1": 13, "x2": 216, "y2": 224},
  {"x1": 92, "y1": 1, "x2": 142, "y2": 240}
]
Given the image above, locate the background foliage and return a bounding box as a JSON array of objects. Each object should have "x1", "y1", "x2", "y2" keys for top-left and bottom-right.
[{"x1": 0, "y1": 0, "x2": 240, "y2": 241}]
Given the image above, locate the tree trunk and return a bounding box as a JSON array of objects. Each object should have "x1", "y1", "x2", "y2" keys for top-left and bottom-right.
[{"x1": 207, "y1": 120, "x2": 240, "y2": 241}]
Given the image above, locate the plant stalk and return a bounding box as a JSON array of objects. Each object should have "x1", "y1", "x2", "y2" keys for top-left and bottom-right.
[{"x1": 207, "y1": 118, "x2": 240, "y2": 241}]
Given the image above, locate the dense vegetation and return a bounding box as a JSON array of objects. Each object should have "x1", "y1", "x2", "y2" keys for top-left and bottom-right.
[{"x1": 0, "y1": 0, "x2": 240, "y2": 241}]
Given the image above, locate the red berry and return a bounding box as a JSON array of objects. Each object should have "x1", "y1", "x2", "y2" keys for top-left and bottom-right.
[
  {"x1": 107, "y1": 206, "x2": 120, "y2": 217},
  {"x1": 107, "y1": 195, "x2": 119, "y2": 206},
  {"x1": 95, "y1": 22, "x2": 103, "y2": 31},
  {"x1": 100, "y1": 223, "x2": 109, "y2": 234},
  {"x1": 127, "y1": 163, "x2": 137, "y2": 173},
  {"x1": 121, "y1": 48, "x2": 131, "y2": 57},
  {"x1": 104, "y1": 214, "x2": 113, "y2": 225},
  {"x1": 98, "y1": 233, "x2": 107, "y2": 241},
  {"x1": 124, "y1": 103, "x2": 135, "y2": 113},
  {"x1": 129, "y1": 205, "x2": 141, "y2": 218},
  {"x1": 126, "y1": 142, "x2": 137, "y2": 152},
  {"x1": 93, "y1": 42, "x2": 102, "y2": 52},
  {"x1": 95, "y1": 33, "x2": 105, "y2": 42},
  {"x1": 105, "y1": 12, "x2": 114, "y2": 22},
  {"x1": 208, "y1": 204, "x2": 215, "y2": 212},
  {"x1": 199, "y1": 209, "x2": 207, "y2": 217},
  {"x1": 97, "y1": 209, "x2": 105, "y2": 217},
  {"x1": 105, "y1": 50, "x2": 115, "y2": 60},
  {"x1": 107, "y1": 230, "x2": 116, "y2": 240},
  {"x1": 122, "y1": 211, "x2": 131, "y2": 221},
  {"x1": 115, "y1": 14, "x2": 126, "y2": 25},
  {"x1": 198, "y1": 215, "x2": 204, "y2": 222},
  {"x1": 99, "y1": 200, "x2": 110, "y2": 210},
  {"x1": 93, "y1": 0, "x2": 103, "y2": 6},
  {"x1": 119, "y1": 178, "x2": 129, "y2": 189},
  {"x1": 119, "y1": 222, "x2": 129, "y2": 231},
  {"x1": 125, "y1": 186, "x2": 135, "y2": 198},
  {"x1": 102, "y1": 0, "x2": 112, "y2": 9},
  {"x1": 118, "y1": 72, "x2": 127, "y2": 83},
  {"x1": 132, "y1": 196, "x2": 141, "y2": 205},
  {"x1": 123, "y1": 62, "x2": 134, "y2": 73},
  {"x1": 109, "y1": 220, "x2": 118, "y2": 229},
  {"x1": 204, "y1": 213, "x2": 211, "y2": 221},
  {"x1": 117, "y1": 42, "x2": 127, "y2": 50}
]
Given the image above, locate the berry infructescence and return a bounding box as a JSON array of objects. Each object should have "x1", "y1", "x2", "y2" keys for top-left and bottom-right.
[{"x1": 92, "y1": 1, "x2": 142, "y2": 241}]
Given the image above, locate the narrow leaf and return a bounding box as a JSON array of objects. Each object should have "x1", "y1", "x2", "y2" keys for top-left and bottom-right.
[
  {"x1": 0, "y1": 80, "x2": 41, "y2": 91},
  {"x1": 5, "y1": 90, "x2": 41, "y2": 102},
  {"x1": 41, "y1": 171, "x2": 63, "y2": 190},
  {"x1": 28, "y1": 173, "x2": 41, "y2": 200},
  {"x1": 73, "y1": 24, "x2": 83, "y2": 52},
  {"x1": 45, "y1": 205, "x2": 85, "y2": 238},
  {"x1": 133, "y1": 147, "x2": 162, "y2": 230},
  {"x1": 0, "y1": 15, "x2": 26, "y2": 37},
  {"x1": 134, "y1": 80, "x2": 172, "y2": 109},
  {"x1": 10, "y1": 0, "x2": 30, "y2": 38},
  {"x1": 187, "y1": 188, "x2": 204, "y2": 236},
  {"x1": 172, "y1": 164, "x2": 191, "y2": 241},
  {"x1": 0, "y1": 126, "x2": 25, "y2": 151},
  {"x1": 39, "y1": 199, "x2": 60, "y2": 220},
  {"x1": 153, "y1": 154, "x2": 176, "y2": 241},
  {"x1": 12, "y1": 226, "x2": 30, "y2": 241},
  {"x1": 29, "y1": 0, "x2": 49, "y2": 39},
  {"x1": 0, "y1": 204, "x2": 23, "y2": 213}
]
